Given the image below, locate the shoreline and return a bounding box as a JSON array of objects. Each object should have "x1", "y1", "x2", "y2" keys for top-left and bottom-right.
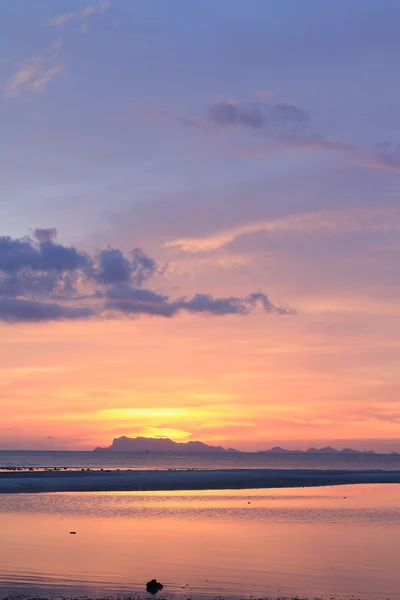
[
  {"x1": 0, "y1": 592, "x2": 362, "y2": 600},
  {"x1": 0, "y1": 592, "x2": 354, "y2": 600},
  {"x1": 1, "y1": 467, "x2": 400, "y2": 494}
]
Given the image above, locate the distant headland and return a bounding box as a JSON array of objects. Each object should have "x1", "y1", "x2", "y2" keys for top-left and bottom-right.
[
  {"x1": 259, "y1": 445, "x2": 398, "y2": 455},
  {"x1": 93, "y1": 436, "x2": 238, "y2": 453},
  {"x1": 93, "y1": 436, "x2": 398, "y2": 455}
]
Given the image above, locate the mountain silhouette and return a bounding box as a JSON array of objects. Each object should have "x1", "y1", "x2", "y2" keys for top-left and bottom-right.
[{"x1": 93, "y1": 436, "x2": 231, "y2": 453}]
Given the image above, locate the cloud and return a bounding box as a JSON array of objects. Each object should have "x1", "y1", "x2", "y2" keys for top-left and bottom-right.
[
  {"x1": 4, "y1": 54, "x2": 64, "y2": 97},
  {"x1": 129, "y1": 106, "x2": 205, "y2": 130},
  {"x1": 49, "y1": 1, "x2": 110, "y2": 32},
  {"x1": 165, "y1": 205, "x2": 400, "y2": 253},
  {"x1": 208, "y1": 100, "x2": 265, "y2": 128},
  {"x1": 105, "y1": 287, "x2": 293, "y2": 317},
  {"x1": 34, "y1": 228, "x2": 58, "y2": 243},
  {"x1": 95, "y1": 247, "x2": 160, "y2": 285},
  {"x1": 0, "y1": 298, "x2": 93, "y2": 323},
  {"x1": 95, "y1": 249, "x2": 134, "y2": 284},
  {"x1": 206, "y1": 96, "x2": 399, "y2": 173},
  {"x1": 132, "y1": 94, "x2": 308, "y2": 138},
  {"x1": 4, "y1": 2, "x2": 109, "y2": 98},
  {"x1": 0, "y1": 229, "x2": 293, "y2": 323},
  {"x1": 207, "y1": 98, "x2": 308, "y2": 131},
  {"x1": 137, "y1": 93, "x2": 400, "y2": 174},
  {"x1": 0, "y1": 230, "x2": 89, "y2": 273}
]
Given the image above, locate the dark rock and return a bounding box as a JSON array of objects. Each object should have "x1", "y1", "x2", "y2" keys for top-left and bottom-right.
[
  {"x1": 69, "y1": 531, "x2": 76, "y2": 534},
  {"x1": 146, "y1": 579, "x2": 163, "y2": 595}
]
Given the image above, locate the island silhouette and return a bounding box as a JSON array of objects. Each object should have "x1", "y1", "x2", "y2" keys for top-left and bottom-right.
[
  {"x1": 93, "y1": 436, "x2": 397, "y2": 455},
  {"x1": 93, "y1": 436, "x2": 232, "y2": 453}
]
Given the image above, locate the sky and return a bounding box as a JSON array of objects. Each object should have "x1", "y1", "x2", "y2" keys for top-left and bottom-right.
[{"x1": 1, "y1": 0, "x2": 400, "y2": 451}]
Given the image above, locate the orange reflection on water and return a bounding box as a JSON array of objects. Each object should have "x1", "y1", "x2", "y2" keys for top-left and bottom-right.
[{"x1": 1, "y1": 484, "x2": 400, "y2": 599}]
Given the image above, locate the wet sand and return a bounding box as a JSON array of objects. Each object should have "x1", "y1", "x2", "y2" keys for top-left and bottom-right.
[{"x1": 1, "y1": 467, "x2": 400, "y2": 493}]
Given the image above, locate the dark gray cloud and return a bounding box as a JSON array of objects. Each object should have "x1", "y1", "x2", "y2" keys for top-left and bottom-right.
[
  {"x1": 207, "y1": 99, "x2": 308, "y2": 131},
  {"x1": 0, "y1": 271, "x2": 73, "y2": 298},
  {"x1": 208, "y1": 100, "x2": 264, "y2": 128},
  {"x1": 131, "y1": 248, "x2": 160, "y2": 285},
  {"x1": 95, "y1": 248, "x2": 132, "y2": 284},
  {"x1": 270, "y1": 103, "x2": 308, "y2": 126},
  {"x1": 95, "y1": 247, "x2": 160, "y2": 285},
  {"x1": 0, "y1": 230, "x2": 293, "y2": 323},
  {"x1": 34, "y1": 228, "x2": 58, "y2": 243},
  {"x1": 0, "y1": 297, "x2": 93, "y2": 323},
  {"x1": 0, "y1": 230, "x2": 89, "y2": 274},
  {"x1": 105, "y1": 287, "x2": 295, "y2": 318},
  {"x1": 106, "y1": 284, "x2": 168, "y2": 303}
]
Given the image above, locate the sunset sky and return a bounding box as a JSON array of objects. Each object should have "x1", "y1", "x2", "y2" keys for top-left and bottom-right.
[{"x1": 2, "y1": 0, "x2": 400, "y2": 451}]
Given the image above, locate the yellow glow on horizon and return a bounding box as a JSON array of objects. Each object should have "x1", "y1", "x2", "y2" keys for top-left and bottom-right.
[
  {"x1": 2, "y1": 305, "x2": 400, "y2": 451},
  {"x1": 95, "y1": 406, "x2": 227, "y2": 421},
  {"x1": 140, "y1": 428, "x2": 190, "y2": 440}
]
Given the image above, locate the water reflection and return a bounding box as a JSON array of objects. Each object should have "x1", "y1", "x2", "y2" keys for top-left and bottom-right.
[{"x1": 1, "y1": 485, "x2": 400, "y2": 599}]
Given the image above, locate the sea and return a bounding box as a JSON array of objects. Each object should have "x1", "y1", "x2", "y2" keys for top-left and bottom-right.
[
  {"x1": 1, "y1": 450, "x2": 400, "y2": 600},
  {"x1": 2, "y1": 449, "x2": 400, "y2": 471}
]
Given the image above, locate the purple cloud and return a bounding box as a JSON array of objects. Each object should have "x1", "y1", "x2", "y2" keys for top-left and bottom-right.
[
  {"x1": 0, "y1": 230, "x2": 294, "y2": 322},
  {"x1": 207, "y1": 98, "x2": 308, "y2": 131}
]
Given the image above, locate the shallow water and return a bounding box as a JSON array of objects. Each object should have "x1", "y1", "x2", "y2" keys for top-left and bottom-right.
[
  {"x1": 2, "y1": 449, "x2": 400, "y2": 471},
  {"x1": 1, "y1": 484, "x2": 400, "y2": 599}
]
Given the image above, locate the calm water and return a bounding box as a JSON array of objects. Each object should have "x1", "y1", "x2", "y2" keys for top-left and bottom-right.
[
  {"x1": 1, "y1": 484, "x2": 400, "y2": 599},
  {"x1": 2, "y1": 450, "x2": 400, "y2": 471}
]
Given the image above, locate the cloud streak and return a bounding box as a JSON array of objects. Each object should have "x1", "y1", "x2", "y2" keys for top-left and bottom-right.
[
  {"x1": 165, "y1": 205, "x2": 400, "y2": 253},
  {"x1": 138, "y1": 93, "x2": 400, "y2": 175},
  {"x1": 4, "y1": 52, "x2": 64, "y2": 97},
  {"x1": 0, "y1": 229, "x2": 293, "y2": 323},
  {"x1": 49, "y1": 1, "x2": 110, "y2": 32},
  {"x1": 4, "y1": 2, "x2": 110, "y2": 98}
]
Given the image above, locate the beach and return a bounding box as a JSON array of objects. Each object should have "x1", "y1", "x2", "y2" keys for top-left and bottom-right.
[
  {"x1": 2, "y1": 467, "x2": 400, "y2": 494},
  {"x1": 2, "y1": 454, "x2": 400, "y2": 599}
]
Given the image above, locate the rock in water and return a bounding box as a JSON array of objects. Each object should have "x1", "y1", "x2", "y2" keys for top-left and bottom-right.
[{"x1": 146, "y1": 579, "x2": 164, "y2": 595}]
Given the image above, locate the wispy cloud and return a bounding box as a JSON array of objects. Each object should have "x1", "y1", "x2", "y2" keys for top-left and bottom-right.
[
  {"x1": 165, "y1": 205, "x2": 400, "y2": 253},
  {"x1": 129, "y1": 106, "x2": 205, "y2": 130},
  {"x1": 4, "y1": 2, "x2": 110, "y2": 98},
  {"x1": 370, "y1": 141, "x2": 400, "y2": 172},
  {"x1": 49, "y1": 1, "x2": 110, "y2": 33},
  {"x1": 135, "y1": 92, "x2": 400, "y2": 175},
  {"x1": 137, "y1": 94, "x2": 308, "y2": 137},
  {"x1": 4, "y1": 51, "x2": 64, "y2": 98}
]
